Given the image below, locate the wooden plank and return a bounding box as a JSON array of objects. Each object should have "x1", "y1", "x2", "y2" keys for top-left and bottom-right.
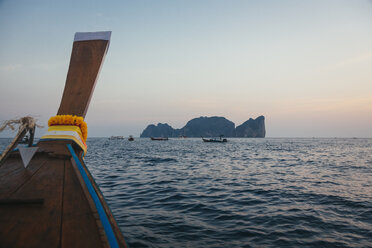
[
  {"x1": 69, "y1": 154, "x2": 109, "y2": 246},
  {"x1": 0, "y1": 157, "x2": 23, "y2": 178},
  {"x1": 57, "y1": 38, "x2": 110, "y2": 118},
  {"x1": 0, "y1": 127, "x2": 27, "y2": 166},
  {"x1": 28, "y1": 126, "x2": 35, "y2": 147},
  {"x1": 0, "y1": 198, "x2": 44, "y2": 205},
  {"x1": 0, "y1": 157, "x2": 65, "y2": 247},
  {"x1": 61, "y1": 159, "x2": 104, "y2": 248},
  {"x1": 80, "y1": 157, "x2": 128, "y2": 247},
  {"x1": 0, "y1": 155, "x2": 48, "y2": 198},
  {"x1": 69, "y1": 149, "x2": 128, "y2": 248},
  {"x1": 37, "y1": 140, "x2": 75, "y2": 157}
]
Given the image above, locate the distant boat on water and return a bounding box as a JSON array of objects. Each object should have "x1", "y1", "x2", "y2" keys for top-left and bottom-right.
[
  {"x1": 128, "y1": 135, "x2": 134, "y2": 141},
  {"x1": 151, "y1": 137, "x2": 169, "y2": 141},
  {"x1": 202, "y1": 135, "x2": 227, "y2": 143},
  {"x1": 109, "y1": 136, "x2": 124, "y2": 140}
]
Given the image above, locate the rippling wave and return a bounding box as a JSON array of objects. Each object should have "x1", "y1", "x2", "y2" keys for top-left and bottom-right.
[
  {"x1": 1, "y1": 138, "x2": 370, "y2": 247},
  {"x1": 83, "y1": 138, "x2": 372, "y2": 248}
]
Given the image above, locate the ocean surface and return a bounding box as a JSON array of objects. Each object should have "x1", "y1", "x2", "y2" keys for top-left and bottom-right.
[{"x1": 1, "y1": 138, "x2": 372, "y2": 247}]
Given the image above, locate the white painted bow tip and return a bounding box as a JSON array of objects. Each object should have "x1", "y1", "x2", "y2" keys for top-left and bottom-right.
[
  {"x1": 74, "y1": 31, "x2": 112, "y2": 42},
  {"x1": 19, "y1": 147, "x2": 39, "y2": 168}
]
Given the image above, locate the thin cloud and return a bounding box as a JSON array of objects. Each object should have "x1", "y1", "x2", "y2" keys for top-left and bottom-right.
[
  {"x1": 336, "y1": 52, "x2": 372, "y2": 67},
  {"x1": 0, "y1": 64, "x2": 23, "y2": 72}
]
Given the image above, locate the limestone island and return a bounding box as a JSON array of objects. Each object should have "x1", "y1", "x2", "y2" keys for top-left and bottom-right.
[{"x1": 140, "y1": 116, "x2": 265, "y2": 138}]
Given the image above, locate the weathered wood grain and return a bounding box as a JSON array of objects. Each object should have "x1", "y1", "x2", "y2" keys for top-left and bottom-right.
[
  {"x1": 80, "y1": 157, "x2": 128, "y2": 247},
  {"x1": 61, "y1": 159, "x2": 104, "y2": 248},
  {"x1": 57, "y1": 40, "x2": 109, "y2": 118},
  {"x1": 0, "y1": 155, "x2": 48, "y2": 199},
  {"x1": 0, "y1": 157, "x2": 22, "y2": 178},
  {"x1": 0, "y1": 158, "x2": 64, "y2": 247}
]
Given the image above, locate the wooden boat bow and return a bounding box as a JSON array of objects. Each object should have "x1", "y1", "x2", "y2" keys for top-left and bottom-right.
[
  {"x1": 58, "y1": 32, "x2": 110, "y2": 117},
  {"x1": 0, "y1": 32, "x2": 128, "y2": 248}
]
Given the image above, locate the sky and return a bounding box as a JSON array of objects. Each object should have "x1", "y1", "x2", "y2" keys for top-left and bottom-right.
[{"x1": 0, "y1": 0, "x2": 372, "y2": 138}]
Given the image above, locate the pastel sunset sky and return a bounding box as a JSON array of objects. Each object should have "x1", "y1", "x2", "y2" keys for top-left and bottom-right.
[{"x1": 1, "y1": 0, "x2": 371, "y2": 137}]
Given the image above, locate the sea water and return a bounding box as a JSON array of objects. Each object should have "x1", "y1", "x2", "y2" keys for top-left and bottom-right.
[
  {"x1": 1, "y1": 138, "x2": 371, "y2": 247},
  {"x1": 85, "y1": 138, "x2": 372, "y2": 248}
]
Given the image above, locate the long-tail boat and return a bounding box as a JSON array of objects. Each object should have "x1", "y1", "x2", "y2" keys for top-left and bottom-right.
[
  {"x1": 150, "y1": 137, "x2": 169, "y2": 141},
  {"x1": 202, "y1": 135, "x2": 227, "y2": 143},
  {"x1": 0, "y1": 31, "x2": 127, "y2": 247}
]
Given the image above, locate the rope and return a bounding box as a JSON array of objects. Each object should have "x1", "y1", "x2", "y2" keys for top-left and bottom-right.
[
  {"x1": 0, "y1": 116, "x2": 42, "y2": 132},
  {"x1": 0, "y1": 116, "x2": 43, "y2": 165}
]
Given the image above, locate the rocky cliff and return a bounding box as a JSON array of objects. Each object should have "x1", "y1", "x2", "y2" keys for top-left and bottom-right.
[
  {"x1": 180, "y1": 116, "x2": 235, "y2": 137},
  {"x1": 140, "y1": 123, "x2": 178, "y2": 138},
  {"x1": 140, "y1": 116, "x2": 265, "y2": 138},
  {"x1": 235, "y1": 116, "x2": 265, "y2": 138}
]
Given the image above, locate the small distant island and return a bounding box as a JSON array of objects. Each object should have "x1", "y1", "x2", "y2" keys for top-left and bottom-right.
[{"x1": 140, "y1": 116, "x2": 265, "y2": 138}]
